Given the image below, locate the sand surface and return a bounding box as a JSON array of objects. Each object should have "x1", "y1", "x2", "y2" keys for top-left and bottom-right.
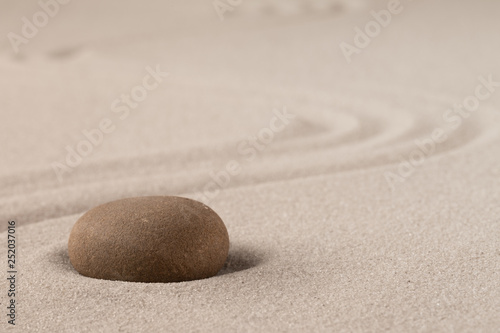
[{"x1": 1, "y1": 0, "x2": 500, "y2": 332}]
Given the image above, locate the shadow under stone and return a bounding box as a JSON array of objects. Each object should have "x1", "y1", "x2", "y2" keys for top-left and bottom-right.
[
  {"x1": 51, "y1": 246, "x2": 81, "y2": 277},
  {"x1": 217, "y1": 245, "x2": 265, "y2": 276},
  {"x1": 54, "y1": 244, "x2": 264, "y2": 280}
]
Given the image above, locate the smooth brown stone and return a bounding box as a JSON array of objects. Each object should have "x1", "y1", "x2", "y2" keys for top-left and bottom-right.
[{"x1": 68, "y1": 196, "x2": 230, "y2": 283}]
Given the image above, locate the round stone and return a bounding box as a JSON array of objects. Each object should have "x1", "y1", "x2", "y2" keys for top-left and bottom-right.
[{"x1": 68, "y1": 196, "x2": 230, "y2": 283}]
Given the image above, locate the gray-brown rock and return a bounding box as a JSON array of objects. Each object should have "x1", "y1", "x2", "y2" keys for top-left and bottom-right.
[{"x1": 68, "y1": 196, "x2": 229, "y2": 283}]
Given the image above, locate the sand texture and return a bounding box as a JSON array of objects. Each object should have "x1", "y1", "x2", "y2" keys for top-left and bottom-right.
[{"x1": 1, "y1": 0, "x2": 499, "y2": 332}]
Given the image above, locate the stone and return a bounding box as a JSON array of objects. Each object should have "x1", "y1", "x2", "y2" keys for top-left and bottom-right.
[{"x1": 68, "y1": 196, "x2": 230, "y2": 283}]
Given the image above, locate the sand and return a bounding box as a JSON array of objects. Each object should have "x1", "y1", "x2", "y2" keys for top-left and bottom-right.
[{"x1": 1, "y1": 0, "x2": 499, "y2": 331}]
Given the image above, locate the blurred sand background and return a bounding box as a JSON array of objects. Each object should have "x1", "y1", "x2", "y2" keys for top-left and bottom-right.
[{"x1": 1, "y1": 0, "x2": 499, "y2": 332}]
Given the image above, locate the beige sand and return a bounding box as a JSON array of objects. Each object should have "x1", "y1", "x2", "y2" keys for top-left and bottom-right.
[{"x1": 1, "y1": 0, "x2": 499, "y2": 331}]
